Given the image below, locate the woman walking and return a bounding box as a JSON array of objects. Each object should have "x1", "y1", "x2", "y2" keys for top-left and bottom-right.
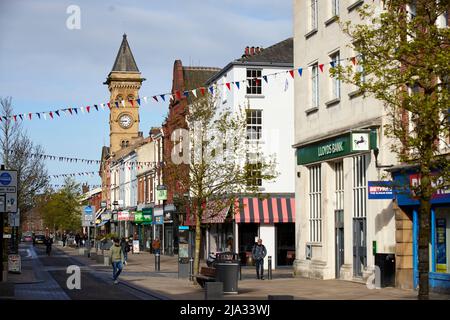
[{"x1": 110, "y1": 238, "x2": 125, "y2": 284}]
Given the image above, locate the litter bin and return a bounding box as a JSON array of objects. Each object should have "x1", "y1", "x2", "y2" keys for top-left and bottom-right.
[
  {"x1": 375, "y1": 253, "x2": 395, "y2": 287},
  {"x1": 215, "y1": 253, "x2": 240, "y2": 294}
]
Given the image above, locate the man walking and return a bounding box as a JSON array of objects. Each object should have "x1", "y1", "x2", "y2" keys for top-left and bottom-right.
[
  {"x1": 252, "y1": 238, "x2": 267, "y2": 280},
  {"x1": 110, "y1": 238, "x2": 125, "y2": 284}
]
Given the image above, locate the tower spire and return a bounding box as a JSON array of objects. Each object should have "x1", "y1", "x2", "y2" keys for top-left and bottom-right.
[{"x1": 111, "y1": 34, "x2": 139, "y2": 72}]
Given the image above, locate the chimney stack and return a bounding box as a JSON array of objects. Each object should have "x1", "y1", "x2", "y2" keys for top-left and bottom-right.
[{"x1": 245, "y1": 46, "x2": 249, "y2": 56}]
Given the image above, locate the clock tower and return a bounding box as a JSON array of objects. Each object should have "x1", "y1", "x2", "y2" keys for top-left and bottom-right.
[{"x1": 104, "y1": 34, "x2": 145, "y2": 155}]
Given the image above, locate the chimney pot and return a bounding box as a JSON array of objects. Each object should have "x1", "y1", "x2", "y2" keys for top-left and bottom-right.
[
  {"x1": 250, "y1": 46, "x2": 255, "y2": 55},
  {"x1": 245, "y1": 46, "x2": 249, "y2": 56}
]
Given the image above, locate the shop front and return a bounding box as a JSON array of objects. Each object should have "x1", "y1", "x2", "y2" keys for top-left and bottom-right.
[
  {"x1": 134, "y1": 207, "x2": 153, "y2": 251},
  {"x1": 391, "y1": 168, "x2": 450, "y2": 293}
]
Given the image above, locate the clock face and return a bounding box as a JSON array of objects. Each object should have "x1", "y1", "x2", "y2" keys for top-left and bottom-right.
[{"x1": 119, "y1": 114, "x2": 133, "y2": 129}]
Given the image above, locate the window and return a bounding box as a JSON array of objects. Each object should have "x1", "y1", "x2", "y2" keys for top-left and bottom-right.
[
  {"x1": 330, "y1": 51, "x2": 341, "y2": 99},
  {"x1": 353, "y1": 154, "x2": 367, "y2": 218},
  {"x1": 356, "y1": 53, "x2": 365, "y2": 84},
  {"x1": 246, "y1": 109, "x2": 262, "y2": 140},
  {"x1": 310, "y1": 0, "x2": 318, "y2": 30},
  {"x1": 332, "y1": 0, "x2": 339, "y2": 16},
  {"x1": 309, "y1": 164, "x2": 322, "y2": 243},
  {"x1": 311, "y1": 64, "x2": 319, "y2": 108},
  {"x1": 335, "y1": 161, "x2": 344, "y2": 211},
  {"x1": 246, "y1": 161, "x2": 262, "y2": 187},
  {"x1": 246, "y1": 69, "x2": 262, "y2": 94}
]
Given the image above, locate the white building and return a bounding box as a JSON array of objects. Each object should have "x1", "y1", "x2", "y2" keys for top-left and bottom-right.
[
  {"x1": 204, "y1": 39, "x2": 296, "y2": 269},
  {"x1": 293, "y1": 0, "x2": 397, "y2": 281}
]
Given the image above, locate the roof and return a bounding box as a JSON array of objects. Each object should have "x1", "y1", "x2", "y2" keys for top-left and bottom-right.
[
  {"x1": 205, "y1": 38, "x2": 293, "y2": 85},
  {"x1": 182, "y1": 66, "x2": 221, "y2": 90},
  {"x1": 111, "y1": 34, "x2": 140, "y2": 73}
]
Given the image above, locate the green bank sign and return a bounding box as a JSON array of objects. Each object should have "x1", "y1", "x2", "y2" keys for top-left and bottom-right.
[{"x1": 297, "y1": 131, "x2": 376, "y2": 165}]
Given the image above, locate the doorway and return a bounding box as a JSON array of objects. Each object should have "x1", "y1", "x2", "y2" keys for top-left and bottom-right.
[
  {"x1": 238, "y1": 223, "x2": 259, "y2": 265},
  {"x1": 335, "y1": 210, "x2": 344, "y2": 278},
  {"x1": 353, "y1": 218, "x2": 367, "y2": 277},
  {"x1": 276, "y1": 223, "x2": 295, "y2": 266}
]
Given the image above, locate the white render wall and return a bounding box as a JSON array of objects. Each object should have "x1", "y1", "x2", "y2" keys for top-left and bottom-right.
[
  {"x1": 259, "y1": 224, "x2": 275, "y2": 270},
  {"x1": 293, "y1": 0, "x2": 398, "y2": 280},
  {"x1": 214, "y1": 64, "x2": 295, "y2": 193}
]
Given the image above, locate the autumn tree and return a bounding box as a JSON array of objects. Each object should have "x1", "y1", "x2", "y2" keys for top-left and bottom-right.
[{"x1": 333, "y1": 0, "x2": 450, "y2": 299}]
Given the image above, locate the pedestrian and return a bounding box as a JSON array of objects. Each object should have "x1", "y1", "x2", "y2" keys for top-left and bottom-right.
[
  {"x1": 44, "y1": 235, "x2": 53, "y2": 256},
  {"x1": 62, "y1": 232, "x2": 67, "y2": 247},
  {"x1": 152, "y1": 237, "x2": 161, "y2": 255},
  {"x1": 120, "y1": 237, "x2": 130, "y2": 265},
  {"x1": 252, "y1": 238, "x2": 267, "y2": 280},
  {"x1": 75, "y1": 233, "x2": 80, "y2": 248},
  {"x1": 110, "y1": 238, "x2": 125, "y2": 284}
]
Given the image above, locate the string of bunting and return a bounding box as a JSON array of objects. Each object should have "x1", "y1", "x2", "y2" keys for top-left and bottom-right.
[
  {"x1": 50, "y1": 184, "x2": 118, "y2": 189},
  {"x1": 51, "y1": 171, "x2": 97, "y2": 178},
  {"x1": 4, "y1": 55, "x2": 361, "y2": 123}
]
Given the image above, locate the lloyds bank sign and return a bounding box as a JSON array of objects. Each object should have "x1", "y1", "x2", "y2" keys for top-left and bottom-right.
[{"x1": 296, "y1": 130, "x2": 377, "y2": 165}]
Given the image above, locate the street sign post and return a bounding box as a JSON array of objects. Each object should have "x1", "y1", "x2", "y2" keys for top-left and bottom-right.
[{"x1": 0, "y1": 169, "x2": 18, "y2": 282}]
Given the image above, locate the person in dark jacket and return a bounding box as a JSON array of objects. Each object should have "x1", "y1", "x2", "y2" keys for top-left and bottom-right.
[
  {"x1": 120, "y1": 237, "x2": 130, "y2": 265},
  {"x1": 44, "y1": 235, "x2": 53, "y2": 256},
  {"x1": 252, "y1": 238, "x2": 267, "y2": 280}
]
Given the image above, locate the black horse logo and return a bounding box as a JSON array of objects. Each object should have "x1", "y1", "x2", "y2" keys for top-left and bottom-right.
[{"x1": 354, "y1": 136, "x2": 366, "y2": 145}]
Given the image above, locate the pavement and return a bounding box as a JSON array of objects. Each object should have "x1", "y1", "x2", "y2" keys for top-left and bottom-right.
[{"x1": 2, "y1": 242, "x2": 450, "y2": 300}]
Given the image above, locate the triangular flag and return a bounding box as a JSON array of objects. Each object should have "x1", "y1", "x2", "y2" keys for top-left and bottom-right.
[
  {"x1": 94, "y1": 105, "x2": 99, "y2": 111},
  {"x1": 115, "y1": 102, "x2": 119, "y2": 108},
  {"x1": 80, "y1": 107, "x2": 85, "y2": 114},
  {"x1": 55, "y1": 111, "x2": 60, "y2": 117},
  {"x1": 153, "y1": 96, "x2": 159, "y2": 102},
  {"x1": 37, "y1": 113, "x2": 41, "y2": 119},
  {"x1": 160, "y1": 95, "x2": 166, "y2": 101},
  {"x1": 107, "y1": 102, "x2": 111, "y2": 109},
  {"x1": 191, "y1": 89, "x2": 197, "y2": 98},
  {"x1": 351, "y1": 56, "x2": 357, "y2": 65},
  {"x1": 175, "y1": 91, "x2": 181, "y2": 100},
  {"x1": 298, "y1": 68, "x2": 303, "y2": 76},
  {"x1": 13, "y1": 115, "x2": 17, "y2": 122},
  {"x1": 43, "y1": 113, "x2": 47, "y2": 120},
  {"x1": 168, "y1": 94, "x2": 174, "y2": 101},
  {"x1": 28, "y1": 113, "x2": 32, "y2": 120},
  {"x1": 200, "y1": 87, "x2": 206, "y2": 96},
  {"x1": 121, "y1": 100, "x2": 125, "y2": 107},
  {"x1": 319, "y1": 64, "x2": 324, "y2": 72},
  {"x1": 74, "y1": 108, "x2": 78, "y2": 114},
  {"x1": 263, "y1": 75, "x2": 268, "y2": 83},
  {"x1": 209, "y1": 86, "x2": 214, "y2": 95},
  {"x1": 50, "y1": 112, "x2": 54, "y2": 119},
  {"x1": 19, "y1": 114, "x2": 23, "y2": 121},
  {"x1": 136, "y1": 99, "x2": 141, "y2": 106},
  {"x1": 330, "y1": 61, "x2": 336, "y2": 68},
  {"x1": 289, "y1": 70, "x2": 295, "y2": 78},
  {"x1": 86, "y1": 106, "x2": 90, "y2": 113},
  {"x1": 235, "y1": 82, "x2": 240, "y2": 90},
  {"x1": 129, "y1": 100, "x2": 134, "y2": 107},
  {"x1": 183, "y1": 91, "x2": 189, "y2": 98},
  {"x1": 68, "y1": 108, "x2": 73, "y2": 115},
  {"x1": 226, "y1": 83, "x2": 231, "y2": 90},
  {"x1": 143, "y1": 96, "x2": 148, "y2": 103}
]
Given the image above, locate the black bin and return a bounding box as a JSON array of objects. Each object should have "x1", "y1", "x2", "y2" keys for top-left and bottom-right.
[
  {"x1": 375, "y1": 253, "x2": 395, "y2": 287},
  {"x1": 215, "y1": 253, "x2": 240, "y2": 294}
]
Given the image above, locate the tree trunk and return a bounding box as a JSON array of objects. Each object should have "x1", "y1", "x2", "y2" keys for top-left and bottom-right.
[
  {"x1": 418, "y1": 171, "x2": 432, "y2": 300},
  {"x1": 193, "y1": 199, "x2": 203, "y2": 280}
]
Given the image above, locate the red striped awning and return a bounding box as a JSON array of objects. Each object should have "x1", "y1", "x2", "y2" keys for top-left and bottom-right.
[
  {"x1": 234, "y1": 196, "x2": 295, "y2": 223},
  {"x1": 185, "y1": 201, "x2": 231, "y2": 226}
]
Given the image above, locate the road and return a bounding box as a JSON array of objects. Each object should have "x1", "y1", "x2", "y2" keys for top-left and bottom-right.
[{"x1": 14, "y1": 243, "x2": 164, "y2": 300}]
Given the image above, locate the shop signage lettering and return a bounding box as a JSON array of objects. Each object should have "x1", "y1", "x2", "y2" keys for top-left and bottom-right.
[
  {"x1": 436, "y1": 218, "x2": 447, "y2": 273},
  {"x1": 317, "y1": 141, "x2": 344, "y2": 157},
  {"x1": 409, "y1": 174, "x2": 450, "y2": 199},
  {"x1": 368, "y1": 181, "x2": 393, "y2": 199}
]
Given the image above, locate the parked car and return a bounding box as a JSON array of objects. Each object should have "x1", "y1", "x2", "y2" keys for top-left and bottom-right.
[
  {"x1": 67, "y1": 236, "x2": 76, "y2": 246},
  {"x1": 34, "y1": 234, "x2": 46, "y2": 244},
  {"x1": 22, "y1": 234, "x2": 33, "y2": 242}
]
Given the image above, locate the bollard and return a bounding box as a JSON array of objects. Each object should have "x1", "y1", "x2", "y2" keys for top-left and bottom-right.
[
  {"x1": 189, "y1": 257, "x2": 194, "y2": 281},
  {"x1": 268, "y1": 256, "x2": 272, "y2": 280},
  {"x1": 155, "y1": 253, "x2": 160, "y2": 271}
]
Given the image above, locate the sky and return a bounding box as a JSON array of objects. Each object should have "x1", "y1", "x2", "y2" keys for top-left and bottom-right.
[{"x1": 0, "y1": 0, "x2": 292, "y2": 190}]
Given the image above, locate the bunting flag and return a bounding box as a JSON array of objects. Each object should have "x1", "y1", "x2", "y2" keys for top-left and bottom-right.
[
  {"x1": 143, "y1": 96, "x2": 148, "y2": 104},
  {"x1": 107, "y1": 102, "x2": 111, "y2": 109},
  {"x1": 153, "y1": 96, "x2": 158, "y2": 102},
  {"x1": 86, "y1": 106, "x2": 91, "y2": 113},
  {"x1": 74, "y1": 108, "x2": 78, "y2": 115},
  {"x1": 263, "y1": 75, "x2": 268, "y2": 83},
  {"x1": 28, "y1": 113, "x2": 32, "y2": 120},
  {"x1": 94, "y1": 105, "x2": 99, "y2": 111},
  {"x1": 298, "y1": 68, "x2": 303, "y2": 76},
  {"x1": 255, "y1": 79, "x2": 261, "y2": 86},
  {"x1": 289, "y1": 70, "x2": 295, "y2": 78},
  {"x1": 80, "y1": 107, "x2": 84, "y2": 114},
  {"x1": 183, "y1": 91, "x2": 189, "y2": 98},
  {"x1": 235, "y1": 82, "x2": 240, "y2": 90},
  {"x1": 121, "y1": 100, "x2": 125, "y2": 107},
  {"x1": 351, "y1": 56, "x2": 357, "y2": 65},
  {"x1": 136, "y1": 99, "x2": 140, "y2": 106},
  {"x1": 129, "y1": 100, "x2": 134, "y2": 107},
  {"x1": 19, "y1": 114, "x2": 24, "y2": 121},
  {"x1": 209, "y1": 86, "x2": 214, "y2": 95},
  {"x1": 115, "y1": 102, "x2": 119, "y2": 108},
  {"x1": 160, "y1": 95, "x2": 166, "y2": 102},
  {"x1": 37, "y1": 113, "x2": 41, "y2": 119},
  {"x1": 43, "y1": 113, "x2": 47, "y2": 120},
  {"x1": 319, "y1": 64, "x2": 324, "y2": 72},
  {"x1": 50, "y1": 112, "x2": 55, "y2": 119},
  {"x1": 330, "y1": 61, "x2": 336, "y2": 68},
  {"x1": 175, "y1": 91, "x2": 181, "y2": 100},
  {"x1": 192, "y1": 89, "x2": 197, "y2": 98},
  {"x1": 13, "y1": 115, "x2": 17, "y2": 122},
  {"x1": 200, "y1": 87, "x2": 206, "y2": 96},
  {"x1": 226, "y1": 83, "x2": 231, "y2": 90},
  {"x1": 68, "y1": 108, "x2": 73, "y2": 115},
  {"x1": 168, "y1": 94, "x2": 174, "y2": 101},
  {"x1": 55, "y1": 111, "x2": 60, "y2": 117}
]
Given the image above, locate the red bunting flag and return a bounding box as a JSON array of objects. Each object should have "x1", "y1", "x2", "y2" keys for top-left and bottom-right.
[
  {"x1": 289, "y1": 70, "x2": 295, "y2": 78},
  {"x1": 68, "y1": 108, "x2": 73, "y2": 115},
  {"x1": 319, "y1": 64, "x2": 324, "y2": 72},
  {"x1": 129, "y1": 100, "x2": 134, "y2": 106},
  {"x1": 226, "y1": 83, "x2": 231, "y2": 90},
  {"x1": 200, "y1": 87, "x2": 206, "y2": 96},
  {"x1": 107, "y1": 102, "x2": 111, "y2": 109},
  {"x1": 351, "y1": 57, "x2": 357, "y2": 65},
  {"x1": 175, "y1": 91, "x2": 181, "y2": 100},
  {"x1": 28, "y1": 113, "x2": 32, "y2": 120},
  {"x1": 255, "y1": 79, "x2": 260, "y2": 86},
  {"x1": 13, "y1": 115, "x2": 17, "y2": 122},
  {"x1": 86, "y1": 106, "x2": 90, "y2": 113},
  {"x1": 49, "y1": 112, "x2": 53, "y2": 119}
]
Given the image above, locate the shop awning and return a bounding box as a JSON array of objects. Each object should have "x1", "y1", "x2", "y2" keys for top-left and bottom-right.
[
  {"x1": 185, "y1": 201, "x2": 231, "y2": 226},
  {"x1": 234, "y1": 196, "x2": 295, "y2": 223},
  {"x1": 95, "y1": 208, "x2": 106, "y2": 220},
  {"x1": 96, "y1": 220, "x2": 108, "y2": 227}
]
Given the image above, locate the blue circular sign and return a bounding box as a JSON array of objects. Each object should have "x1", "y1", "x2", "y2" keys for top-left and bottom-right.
[
  {"x1": 0, "y1": 172, "x2": 12, "y2": 186},
  {"x1": 84, "y1": 206, "x2": 93, "y2": 214}
]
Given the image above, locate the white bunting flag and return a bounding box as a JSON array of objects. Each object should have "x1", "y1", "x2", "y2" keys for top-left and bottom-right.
[
  {"x1": 43, "y1": 112, "x2": 47, "y2": 120},
  {"x1": 143, "y1": 96, "x2": 148, "y2": 104},
  {"x1": 80, "y1": 106, "x2": 85, "y2": 114},
  {"x1": 100, "y1": 103, "x2": 105, "y2": 111},
  {"x1": 121, "y1": 100, "x2": 125, "y2": 107},
  {"x1": 191, "y1": 89, "x2": 197, "y2": 98}
]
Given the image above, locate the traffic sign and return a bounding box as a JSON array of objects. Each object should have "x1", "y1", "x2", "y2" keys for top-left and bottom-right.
[
  {"x1": 0, "y1": 170, "x2": 17, "y2": 213},
  {"x1": 84, "y1": 205, "x2": 93, "y2": 214}
]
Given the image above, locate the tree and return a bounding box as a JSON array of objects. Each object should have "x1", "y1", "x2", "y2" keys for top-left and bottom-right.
[
  {"x1": 333, "y1": 0, "x2": 450, "y2": 299},
  {"x1": 166, "y1": 94, "x2": 278, "y2": 278},
  {"x1": 0, "y1": 97, "x2": 49, "y2": 248},
  {"x1": 41, "y1": 177, "x2": 82, "y2": 234}
]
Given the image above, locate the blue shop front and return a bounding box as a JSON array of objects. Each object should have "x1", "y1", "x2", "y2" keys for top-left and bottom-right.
[{"x1": 391, "y1": 168, "x2": 450, "y2": 293}]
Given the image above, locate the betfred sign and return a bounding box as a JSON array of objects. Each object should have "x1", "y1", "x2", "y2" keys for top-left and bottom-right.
[{"x1": 368, "y1": 181, "x2": 393, "y2": 199}]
